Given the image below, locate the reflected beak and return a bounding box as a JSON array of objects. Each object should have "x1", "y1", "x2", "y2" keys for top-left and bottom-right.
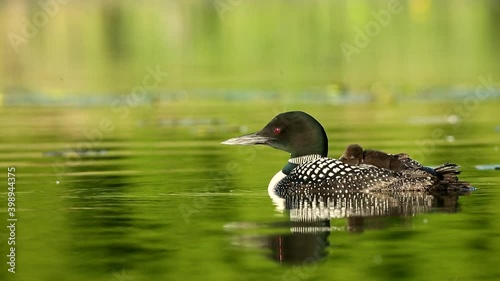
[{"x1": 221, "y1": 132, "x2": 274, "y2": 146}]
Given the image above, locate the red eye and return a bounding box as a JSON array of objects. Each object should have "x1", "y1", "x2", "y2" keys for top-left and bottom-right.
[{"x1": 273, "y1": 127, "x2": 281, "y2": 134}]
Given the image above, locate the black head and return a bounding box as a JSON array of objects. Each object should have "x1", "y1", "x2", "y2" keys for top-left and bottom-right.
[{"x1": 221, "y1": 111, "x2": 328, "y2": 158}]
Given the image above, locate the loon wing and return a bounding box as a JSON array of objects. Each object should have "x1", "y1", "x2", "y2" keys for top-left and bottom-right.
[
  {"x1": 274, "y1": 158, "x2": 472, "y2": 197},
  {"x1": 275, "y1": 158, "x2": 399, "y2": 196}
]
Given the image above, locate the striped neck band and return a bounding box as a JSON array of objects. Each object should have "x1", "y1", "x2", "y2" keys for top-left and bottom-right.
[{"x1": 288, "y1": 154, "x2": 323, "y2": 165}]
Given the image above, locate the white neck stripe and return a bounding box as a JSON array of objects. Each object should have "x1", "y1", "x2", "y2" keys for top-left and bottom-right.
[{"x1": 288, "y1": 154, "x2": 323, "y2": 165}]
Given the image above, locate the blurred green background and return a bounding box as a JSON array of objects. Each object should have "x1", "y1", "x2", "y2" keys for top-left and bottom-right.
[
  {"x1": 1, "y1": 1, "x2": 499, "y2": 281},
  {"x1": 0, "y1": 0, "x2": 499, "y2": 97}
]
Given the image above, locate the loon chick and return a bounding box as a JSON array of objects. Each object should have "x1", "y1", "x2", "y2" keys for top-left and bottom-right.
[
  {"x1": 340, "y1": 144, "x2": 444, "y2": 178},
  {"x1": 221, "y1": 111, "x2": 470, "y2": 196},
  {"x1": 339, "y1": 144, "x2": 412, "y2": 172}
]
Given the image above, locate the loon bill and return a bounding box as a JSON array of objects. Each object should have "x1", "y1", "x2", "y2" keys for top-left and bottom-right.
[{"x1": 221, "y1": 111, "x2": 472, "y2": 196}]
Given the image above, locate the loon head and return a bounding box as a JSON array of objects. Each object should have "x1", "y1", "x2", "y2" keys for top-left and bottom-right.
[{"x1": 221, "y1": 111, "x2": 328, "y2": 158}]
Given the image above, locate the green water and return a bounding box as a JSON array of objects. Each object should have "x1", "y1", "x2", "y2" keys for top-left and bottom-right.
[{"x1": 1, "y1": 101, "x2": 499, "y2": 281}]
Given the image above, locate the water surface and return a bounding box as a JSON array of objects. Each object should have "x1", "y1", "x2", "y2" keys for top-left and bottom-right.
[{"x1": 1, "y1": 101, "x2": 499, "y2": 281}]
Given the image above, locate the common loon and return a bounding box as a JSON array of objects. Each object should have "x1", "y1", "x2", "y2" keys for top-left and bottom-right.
[
  {"x1": 339, "y1": 144, "x2": 413, "y2": 172},
  {"x1": 221, "y1": 111, "x2": 471, "y2": 197}
]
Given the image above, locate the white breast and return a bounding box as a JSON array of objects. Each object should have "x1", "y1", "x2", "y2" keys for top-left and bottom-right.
[{"x1": 268, "y1": 170, "x2": 287, "y2": 212}]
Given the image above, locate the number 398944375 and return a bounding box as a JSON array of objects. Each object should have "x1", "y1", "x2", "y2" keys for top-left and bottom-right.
[{"x1": 7, "y1": 167, "x2": 16, "y2": 215}]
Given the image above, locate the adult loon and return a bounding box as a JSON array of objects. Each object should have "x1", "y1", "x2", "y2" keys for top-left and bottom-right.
[{"x1": 221, "y1": 111, "x2": 471, "y2": 197}]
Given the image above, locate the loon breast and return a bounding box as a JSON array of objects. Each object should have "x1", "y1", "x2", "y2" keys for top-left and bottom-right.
[{"x1": 268, "y1": 170, "x2": 287, "y2": 211}]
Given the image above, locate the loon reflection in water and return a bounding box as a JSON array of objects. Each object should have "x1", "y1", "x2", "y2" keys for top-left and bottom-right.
[{"x1": 226, "y1": 191, "x2": 464, "y2": 265}]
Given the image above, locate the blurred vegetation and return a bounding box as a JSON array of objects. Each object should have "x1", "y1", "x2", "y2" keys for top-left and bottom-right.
[{"x1": 0, "y1": 0, "x2": 499, "y2": 95}]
